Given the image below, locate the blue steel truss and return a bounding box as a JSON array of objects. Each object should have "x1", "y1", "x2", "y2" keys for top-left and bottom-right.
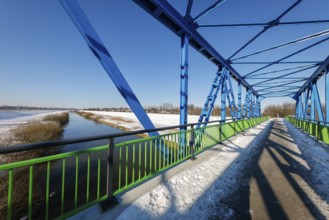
[{"x1": 59, "y1": 0, "x2": 329, "y2": 135}]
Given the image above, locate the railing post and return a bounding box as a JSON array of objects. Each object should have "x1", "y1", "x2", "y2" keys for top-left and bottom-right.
[
  {"x1": 317, "y1": 120, "x2": 320, "y2": 141},
  {"x1": 219, "y1": 120, "x2": 222, "y2": 142},
  {"x1": 234, "y1": 118, "x2": 236, "y2": 135},
  {"x1": 190, "y1": 125, "x2": 196, "y2": 160},
  {"x1": 100, "y1": 137, "x2": 119, "y2": 212}
]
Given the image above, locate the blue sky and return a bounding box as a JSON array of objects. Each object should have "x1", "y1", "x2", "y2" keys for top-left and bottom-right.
[{"x1": 1, "y1": 0, "x2": 328, "y2": 109}]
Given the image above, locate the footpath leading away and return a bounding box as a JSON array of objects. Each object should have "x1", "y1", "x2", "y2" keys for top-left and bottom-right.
[
  {"x1": 72, "y1": 118, "x2": 329, "y2": 219},
  {"x1": 224, "y1": 118, "x2": 329, "y2": 219}
]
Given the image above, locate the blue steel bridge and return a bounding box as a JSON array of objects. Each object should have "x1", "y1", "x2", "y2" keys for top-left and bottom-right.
[{"x1": 1, "y1": 0, "x2": 329, "y2": 219}]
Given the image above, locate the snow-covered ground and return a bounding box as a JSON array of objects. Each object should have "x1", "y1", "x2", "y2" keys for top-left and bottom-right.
[
  {"x1": 284, "y1": 120, "x2": 329, "y2": 216},
  {"x1": 83, "y1": 111, "x2": 222, "y2": 133},
  {"x1": 0, "y1": 110, "x2": 66, "y2": 141},
  {"x1": 113, "y1": 120, "x2": 271, "y2": 220}
]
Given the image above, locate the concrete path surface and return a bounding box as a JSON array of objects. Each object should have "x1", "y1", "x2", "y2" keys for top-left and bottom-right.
[{"x1": 224, "y1": 118, "x2": 329, "y2": 219}]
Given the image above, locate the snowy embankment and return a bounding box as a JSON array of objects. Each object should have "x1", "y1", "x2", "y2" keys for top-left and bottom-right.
[
  {"x1": 82, "y1": 111, "x2": 222, "y2": 134},
  {"x1": 0, "y1": 111, "x2": 66, "y2": 142},
  {"x1": 113, "y1": 120, "x2": 271, "y2": 220}
]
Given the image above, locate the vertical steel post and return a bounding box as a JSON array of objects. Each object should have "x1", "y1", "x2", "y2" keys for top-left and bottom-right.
[
  {"x1": 248, "y1": 93, "x2": 252, "y2": 118},
  {"x1": 312, "y1": 82, "x2": 324, "y2": 123},
  {"x1": 242, "y1": 89, "x2": 250, "y2": 118},
  {"x1": 311, "y1": 83, "x2": 315, "y2": 122},
  {"x1": 302, "y1": 89, "x2": 307, "y2": 120},
  {"x1": 100, "y1": 138, "x2": 118, "y2": 211},
  {"x1": 221, "y1": 75, "x2": 227, "y2": 122},
  {"x1": 295, "y1": 96, "x2": 299, "y2": 118},
  {"x1": 180, "y1": 34, "x2": 189, "y2": 128},
  {"x1": 238, "y1": 81, "x2": 242, "y2": 120},
  {"x1": 325, "y1": 69, "x2": 329, "y2": 126},
  {"x1": 256, "y1": 96, "x2": 261, "y2": 117},
  {"x1": 180, "y1": 34, "x2": 189, "y2": 154},
  {"x1": 189, "y1": 125, "x2": 195, "y2": 160}
]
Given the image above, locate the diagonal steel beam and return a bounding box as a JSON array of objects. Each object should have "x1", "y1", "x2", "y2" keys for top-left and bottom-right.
[
  {"x1": 193, "y1": 0, "x2": 226, "y2": 23},
  {"x1": 246, "y1": 64, "x2": 318, "y2": 78},
  {"x1": 244, "y1": 35, "x2": 329, "y2": 77},
  {"x1": 228, "y1": 0, "x2": 302, "y2": 60},
  {"x1": 293, "y1": 55, "x2": 329, "y2": 99},
  {"x1": 133, "y1": 0, "x2": 259, "y2": 96},
  {"x1": 60, "y1": 0, "x2": 159, "y2": 137},
  {"x1": 232, "y1": 61, "x2": 320, "y2": 64},
  {"x1": 199, "y1": 19, "x2": 329, "y2": 28},
  {"x1": 232, "y1": 29, "x2": 329, "y2": 61},
  {"x1": 253, "y1": 78, "x2": 306, "y2": 86}
]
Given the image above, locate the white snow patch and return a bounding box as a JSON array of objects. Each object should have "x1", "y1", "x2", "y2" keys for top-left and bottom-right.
[
  {"x1": 114, "y1": 121, "x2": 270, "y2": 220},
  {"x1": 83, "y1": 111, "x2": 224, "y2": 134},
  {"x1": 0, "y1": 111, "x2": 67, "y2": 141}
]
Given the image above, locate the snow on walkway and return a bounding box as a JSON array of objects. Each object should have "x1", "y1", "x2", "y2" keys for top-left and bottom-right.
[
  {"x1": 284, "y1": 120, "x2": 329, "y2": 216},
  {"x1": 114, "y1": 120, "x2": 271, "y2": 220}
]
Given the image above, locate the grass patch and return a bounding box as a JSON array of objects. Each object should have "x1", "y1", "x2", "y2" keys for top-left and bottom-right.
[
  {"x1": 43, "y1": 112, "x2": 69, "y2": 125},
  {"x1": 0, "y1": 112, "x2": 69, "y2": 219},
  {"x1": 11, "y1": 121, "x2": 62, "y2": 144}
]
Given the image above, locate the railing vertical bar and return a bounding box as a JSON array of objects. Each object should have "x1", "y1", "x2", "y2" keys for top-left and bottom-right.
[
  {"x1": 174, "y1": 134, "x2": 177, "y2": 163},
  {"x1": 125, "y1": 146, "x2": 128, "y2": 187},
  {"x1": 185, "y1": 131, "x2": 188, "y2": 158},
  {"x1": 163, "y1": 138, "x2": 165, "y2": 168},
  {"x1": 97, "y1": 152, "x2": 101, "y2": 199},
  {"x1": 45, "y1": 161, "x2": 50, "y2": 220},
  {"x1": 154, "y1": 139, "x2": 157, "y2": 172},
  {"x1": 138, "y1": 143, "x2": 141, "y2": 180},
  {"x1": 132, "y1": 144, "x2": 135, "y2": 183},
  {"x1": 7, "y1": 169, "x2": 13, "y2": 220},
  {"x1": 118, "y1": 148, "x2": 122, "y2": 190},
  {"x1": 86, "y1": 152, "x2": 91, "y2": 203},
  {"x1": 61, "y1": 159, "x2": 66, "y2": 215},
  {"x1": 150, "y1": 140, "x2": 152, "y2": 174},
  {"x1": 74, "y1": 156, "x2": 79, "y2": 209},
  {"x1": 28, "y1": 165, "x2": 33, "y2": 220},
  {"x1": 158, "y1": 139, "x2": 161, "y2": 169},
  {"x1": 170, "y1": 134, "x2": 173, "y2": 165},
  {"x1": 144, "y1": 142, "x2": 147, "y2": 177}
]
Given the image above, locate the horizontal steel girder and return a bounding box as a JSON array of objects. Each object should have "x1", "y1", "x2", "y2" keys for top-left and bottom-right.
[{"x1": 133, "y1": 0, "x2": 260, "y2": 97}]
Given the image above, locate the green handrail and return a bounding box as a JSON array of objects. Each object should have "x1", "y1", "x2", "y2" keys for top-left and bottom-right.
[
  {"x1": 286, "y1": 116, "x2": 329, "y2": 144},
  {"x1": 0, "y1": 117, "x2": 269, "y2": 219}
]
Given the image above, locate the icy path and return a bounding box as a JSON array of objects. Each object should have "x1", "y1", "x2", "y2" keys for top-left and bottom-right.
[{"x1": 114, "y1": 120, "x2": 271, "y2": 220}]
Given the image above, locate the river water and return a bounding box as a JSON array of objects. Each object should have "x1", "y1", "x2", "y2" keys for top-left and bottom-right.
[{"x1": 0, "y1": 111, "x2": 139, "y2": 219}]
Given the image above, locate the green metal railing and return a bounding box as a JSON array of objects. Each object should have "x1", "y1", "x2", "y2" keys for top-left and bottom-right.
[
  {"x1": 286, "y1": 116, "x2": 329, "y2": 144},
  {"x1": 0, "y1": 116, "x2": 268, "y2": 219}
]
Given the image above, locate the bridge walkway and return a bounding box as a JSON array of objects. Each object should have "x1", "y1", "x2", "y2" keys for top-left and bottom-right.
[
  {"x1": 226, "y1": 118, "x2": 329, "y2": 219},
  {"x1": 72, "y1": 119, "x2": 329, "y2": 219}
]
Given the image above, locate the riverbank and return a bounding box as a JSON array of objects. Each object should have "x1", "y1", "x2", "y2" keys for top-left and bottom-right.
[{"x1": 0, "y1": 111, "x2": 68, "y2": 147}]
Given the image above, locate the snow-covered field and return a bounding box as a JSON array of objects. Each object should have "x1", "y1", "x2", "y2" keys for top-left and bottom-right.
[
  {"x1": 114, "y1": 120, "x2": 271, "y2": 220},
  {"x1": 83, "y1": 111, "x2": 222, "y2": 133},
  {"x1": 0, "y1": 110, "x2": 66, "y2": 141}
]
